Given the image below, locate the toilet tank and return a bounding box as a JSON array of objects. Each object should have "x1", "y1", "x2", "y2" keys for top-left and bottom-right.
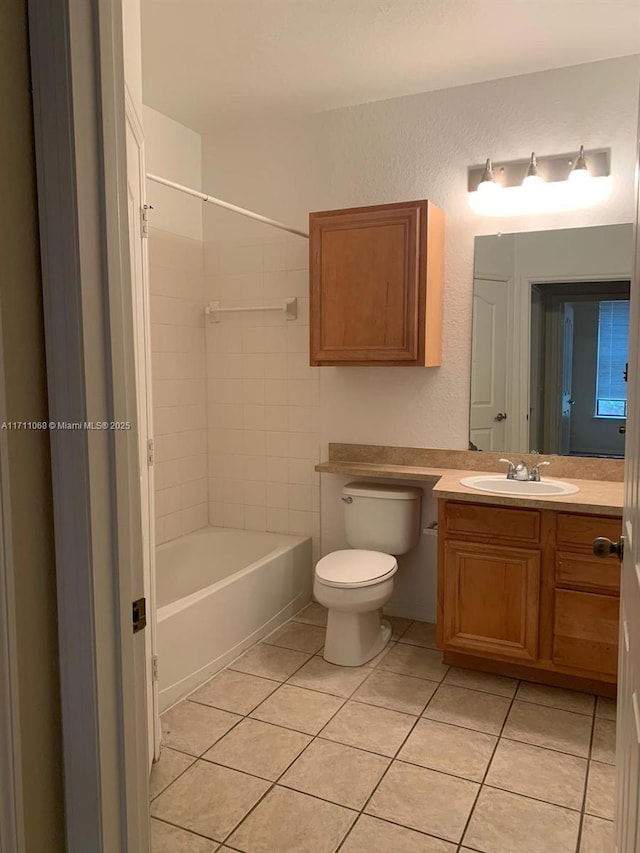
[{"x1": 342, "y1": 482, "x2": 422, "y2": 555}]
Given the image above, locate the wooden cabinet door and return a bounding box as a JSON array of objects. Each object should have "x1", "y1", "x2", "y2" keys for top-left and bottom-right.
[
  {"x1": 309, "y1": 200, "x2": 444, "y2": 366},
  {"x1": 553, "y1": 589, "x2": 619, "y2": 677},
  {"x1": 442, "y1": 540, "x2": 540, "y2": 661}
]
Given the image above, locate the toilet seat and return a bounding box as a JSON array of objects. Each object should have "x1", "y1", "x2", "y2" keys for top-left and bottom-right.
[{"x1": 315, "y1": 549, "x2": 397, "y2": 589}]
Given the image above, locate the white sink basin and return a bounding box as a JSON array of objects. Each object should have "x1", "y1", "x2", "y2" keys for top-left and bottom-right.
[{"x1": 460, "y1": 475, "x2": 579, "y2": 497}]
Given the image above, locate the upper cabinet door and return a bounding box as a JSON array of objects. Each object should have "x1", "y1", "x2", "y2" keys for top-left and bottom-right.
[{"x1": 309, "y1": 200, "x2": 445, "y2": 366}]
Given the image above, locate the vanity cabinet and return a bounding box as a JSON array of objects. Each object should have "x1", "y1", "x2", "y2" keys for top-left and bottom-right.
[
  {"x1": 438, "y1": 500, "x2": 621, "y2": 694},
  {"x1": 309, "y1": 200, "x2": 444, "y2": 366}
]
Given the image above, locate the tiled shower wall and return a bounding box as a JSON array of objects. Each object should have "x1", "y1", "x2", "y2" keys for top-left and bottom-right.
[
  {"x1": 205, "y1": 236, "x2": 321, "y2": 559},
  {"x1": 149, "y1": 227, "x2": 208, "y2": 544}
]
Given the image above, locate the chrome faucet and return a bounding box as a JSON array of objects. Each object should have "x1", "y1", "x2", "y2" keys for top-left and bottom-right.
[
  {"x1": 529, "y1": 460, "x2": 551, "y2": 482},
  {"x1": 499, "y1": 458, "x2": 551, "y2": 481}
]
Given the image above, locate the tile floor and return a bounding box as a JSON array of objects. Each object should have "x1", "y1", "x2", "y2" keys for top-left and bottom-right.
[{"x1": 150, "y1": 603, "x2": 616, "y2": 853}]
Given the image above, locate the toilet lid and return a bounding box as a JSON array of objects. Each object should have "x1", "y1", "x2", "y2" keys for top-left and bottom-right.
[{"x1": 315, "y1": 549, "x2": 398, "y2": 588}]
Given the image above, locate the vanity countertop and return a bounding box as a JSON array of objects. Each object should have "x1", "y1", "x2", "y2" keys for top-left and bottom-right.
[{"x1": 316, "y1": 448, "x2": 624, "y2": 516}]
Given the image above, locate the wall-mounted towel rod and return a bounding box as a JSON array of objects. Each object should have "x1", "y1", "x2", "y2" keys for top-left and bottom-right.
[
  {"x1": 205, "y1": 298, "x2": 298, "y2": 322},
  {"x1": 146, "y1": 173, "x2": 309, "y2": 239}
]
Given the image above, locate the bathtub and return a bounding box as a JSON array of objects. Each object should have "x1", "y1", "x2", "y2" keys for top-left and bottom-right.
[{"x1": 156, "y1": 526, "x2": 312, "y2": 711}]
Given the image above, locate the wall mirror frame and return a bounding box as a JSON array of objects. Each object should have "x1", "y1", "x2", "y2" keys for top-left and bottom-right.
[{"x1": 470, "y1": 223, "x2": 633, "y2": 458}]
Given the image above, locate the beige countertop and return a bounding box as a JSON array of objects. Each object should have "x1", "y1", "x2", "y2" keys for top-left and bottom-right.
[{"x1": 315, "y1": 460, "x2": 624, "y2": 516}]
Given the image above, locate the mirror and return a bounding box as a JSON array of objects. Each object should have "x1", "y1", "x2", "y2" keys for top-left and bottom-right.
[{"x1": 470, "y1": 224, "x2": 633, "y2": 458}]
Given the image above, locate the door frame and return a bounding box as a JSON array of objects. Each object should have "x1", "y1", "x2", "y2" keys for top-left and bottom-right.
[
  {"x1": 28, "y1": 0, "x2": 149, "y2": 850},
  {"x1": 0, "y1": 296, "x2": 25, "y2": 853}
]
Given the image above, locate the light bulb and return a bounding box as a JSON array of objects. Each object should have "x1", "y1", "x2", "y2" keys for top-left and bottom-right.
[
  {"x1": 477, "y1": 158, "x2": 499, "y2": 194},
  {"x1": 522, "y1": 152, "x2": 544, "y2": 189},
  {"x1": 569, "y1": 145, "x2": 590, "y2": 183}
]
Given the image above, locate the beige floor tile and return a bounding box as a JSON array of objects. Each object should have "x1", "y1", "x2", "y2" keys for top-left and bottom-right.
[
  {"x1": 320, "y1": 700, "x2": 417, "y2": 757},
  {"x1": 378, "y1": 643, "x2": 449, "y2": 681},
  {"x1": 353, "y1": 669, "x2": 437, "y2": 715},
  {"x1": 503, "y1": 701, "x2": 593, "y2": 757},
  {"x1": 586, "y1": 761, "x2": 615, "y2": 820},
  {"x1": 150, "y1": 747, "x2": 195, "y2": 799},
  {"x1": 485, "y1": 738, "x2": 587, "y2": 810},
  {"x1": 596, "y1": 697, "x2": 616, "y2": 721},
  {"x1": 161, "y1": 702, "x2": 241, "y2": 757},
  {"x1": 202, "y1": 718, "x2": 311, "y2": 781},
  {"x1": 580, "y1": 814, "x2": 616, "y2": 852},
  {"x1": 228, "y1": 786, "x2": 356, "y2": 853},
  {"x1": 398, "y1": 718, "x2": 497, "y2": 782},
  {"x1": 340, "y1": 814, "x2": 456, "y2": 852},
  {"x1": 591, "y1": 717, "x2": 616, "y2": 765},
  {"x1": 280, "y1": 738, "x2": 389, "y2": 809},
  {"x1": 465, "y1": 787, "x2": 580, "y2": 853},
  {"x1": 443, "y1": 666, "x2": 518, "y2": 698},
  {"x1": 366, "y1": 640, "x2": 396, "y2": 667},
  {"x1": 250, "y1": 684, "x2": 344, "y2": 734},
  {"x1": 263, "y1": 620, "x2": 326, "y2": 653},
  {"x1": 366, "y1": 761, "x2": 478, "y2": 843},
  {"x1": 150, "y1": 761, "x2": 269, "y2": 841},
  {"x1": 516, "y1": 682, "x2": 596, "y2": 716},
  {"x1": 292, "y1": 601, "x2": 328, "y2": 626},
  {"x1": 150, "y1": 818, "x2": 217, "y2": 852},
  {"x1": 400, "y1": 621, "x2": 438, "y2": 648},
  {"x1": 229, "y1": 643, "x2": 310, "y2": 681},
  {"x1": 387, "y1": 615, "x2": 412, "y2": 640},
  {"x1": 287, "y1": 655, "x2": 371, "y2": 698},
  {"x1": 189, "y1": 669, "x2": 279, "y2": 715},
  {"x1": 422, "y1": 684, "x2": 510, "y2": 735}
]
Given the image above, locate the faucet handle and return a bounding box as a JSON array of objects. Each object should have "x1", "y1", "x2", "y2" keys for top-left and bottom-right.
[
  {"x1": 530, "y1": 460, "x2": 551, "y2": 481},
  {"x1": 498, "y1": 458, "x2": 516, "y2": 479}
]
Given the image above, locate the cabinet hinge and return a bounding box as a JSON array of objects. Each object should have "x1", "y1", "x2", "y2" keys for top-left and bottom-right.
[
  {"x1": 141, "y1": 203, "x2": 154, "y2": 238},
  {"x1": 132, "y1": 597, "x2": 147, "y2": 634},
  {"x1": 152, "y1": 655, "x2": 159, "y2": 682},
  {"x1": 147, "y1": 438, "x2": 154, "y2": 466}
]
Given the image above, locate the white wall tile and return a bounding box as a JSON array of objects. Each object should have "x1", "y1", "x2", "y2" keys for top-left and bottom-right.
[{"x1": 244, "y1": 506, "x2": 267, "y2": 531}]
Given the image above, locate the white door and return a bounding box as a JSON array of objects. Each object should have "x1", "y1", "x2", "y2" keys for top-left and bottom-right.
[
  {"x1": 125, "y1": 97, "x2": 160, "y2": 766},
  {"x1": 615, "y1": 140, "x2": 640, "y2": 851},
  {"x1": 560, "y1": 303, "x2": 574, "y2": 455},
  {"x1": 470, "y1": 279, "x2": 509, "y2": 451}
]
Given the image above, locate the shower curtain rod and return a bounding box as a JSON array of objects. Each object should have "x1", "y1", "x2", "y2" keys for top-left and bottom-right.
[{"x1": 146, "y1": 173, "x2": 309, "y2": 239}]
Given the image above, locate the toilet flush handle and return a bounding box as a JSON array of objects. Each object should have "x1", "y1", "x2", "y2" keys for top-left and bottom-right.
[{"x1": 341, "y1": 496, "x2": 353, "y2": 503}]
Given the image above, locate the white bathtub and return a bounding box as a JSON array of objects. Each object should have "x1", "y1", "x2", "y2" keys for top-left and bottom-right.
[{"x1": 156, "y1": 526, "x2": 312, "y2": 710}]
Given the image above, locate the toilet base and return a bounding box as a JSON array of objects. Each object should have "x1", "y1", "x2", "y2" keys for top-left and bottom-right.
[{"x1": 323, "y1": 610, "x2": 392, "y2": 667}]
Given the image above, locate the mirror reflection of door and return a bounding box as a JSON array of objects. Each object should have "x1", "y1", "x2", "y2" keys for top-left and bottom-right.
[
  {"x1": 470, "y1": 278, "x2": 509, "y2": 451},
  {"x1": 560, "y1": 303, "x2": 574, "y2": 455}
]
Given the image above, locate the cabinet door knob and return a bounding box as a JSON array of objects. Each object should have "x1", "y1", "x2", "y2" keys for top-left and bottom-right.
[{"x1": 592, "y1": 536, "x2": 624, "y2": 562}]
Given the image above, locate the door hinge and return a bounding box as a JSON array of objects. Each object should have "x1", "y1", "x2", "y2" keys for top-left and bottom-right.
[
  {"x1": 147, "y1": 438, "x2": 155, "y2": 466},
  {"x1": 141, "y1": 203, "x2": 154, "y2": 238},
  {"x1": 152, "y1": 655, "x2": 159, "y2": 682},
  {"x1": 132, "y1": 597, "x2": 147, "y2": 633}
]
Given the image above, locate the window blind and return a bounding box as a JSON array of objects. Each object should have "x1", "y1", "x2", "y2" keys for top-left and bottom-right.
[{"x1": 596, "y1": 299, "x2": 629, "y2": 417}]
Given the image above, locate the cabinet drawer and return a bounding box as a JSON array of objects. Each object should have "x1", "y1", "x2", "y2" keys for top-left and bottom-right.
[
  {"x1": 553, "y1": 589, "x2": 619, "y2": 676},
  {"x1": 556, "y1": 552, "x2": 620, "y2": 594},
  {"x1": 557, "y1": 513, "x2": 622, "y2": 552},
  {"x1": 444, "y1": 502, "x2": 540, "y2": 544}
]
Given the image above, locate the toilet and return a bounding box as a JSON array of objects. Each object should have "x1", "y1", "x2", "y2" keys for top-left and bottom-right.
[{"x1": 314, "y1": 481, "x2": 422, "y2": 667}]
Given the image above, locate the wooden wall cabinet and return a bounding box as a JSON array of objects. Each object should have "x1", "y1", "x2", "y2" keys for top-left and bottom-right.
[
  {"x1": 309, "y1": 200, "x2": 444, "y2": 366},
  {"x1": 438, "y1": 500, "x2": 621, "y2": 695}
]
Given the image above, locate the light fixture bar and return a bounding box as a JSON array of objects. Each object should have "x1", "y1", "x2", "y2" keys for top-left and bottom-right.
[{"x1": 468, "y1": 148, "x2": 610, "y2": 191}]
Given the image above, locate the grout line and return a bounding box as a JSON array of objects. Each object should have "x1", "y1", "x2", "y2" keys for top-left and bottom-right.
[
  {"x1": 575, "y1": 706, "x2": 598, "y2": 853},
  {"x1": 456, "y1": 678, "x2": 521, "y2": 848}
]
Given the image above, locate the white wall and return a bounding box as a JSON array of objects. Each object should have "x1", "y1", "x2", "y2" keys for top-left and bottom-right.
[
  {"x1": 143, "y1": 105, "x2": 203, "y2": 240},
  {"x1": 201, "y1": 55, "x2": 639, "y2": 566}
]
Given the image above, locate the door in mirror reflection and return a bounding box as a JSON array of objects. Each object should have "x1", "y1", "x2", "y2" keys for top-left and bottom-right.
[{"x1": 471, "y1": 224, "x2": 633, "y2": 458}]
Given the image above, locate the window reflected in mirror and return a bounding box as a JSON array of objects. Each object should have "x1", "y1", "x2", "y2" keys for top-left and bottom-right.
[{"x1": 470, "y1": 224, "x2": 633, "y2": 458}]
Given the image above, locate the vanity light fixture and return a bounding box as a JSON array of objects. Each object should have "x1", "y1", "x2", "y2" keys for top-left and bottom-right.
[
  {"x1": 468, "y1": 146, "x2": 610, "y2": 215},
  {"x1": 522, "y1": 152, "x2": 544, "y2": 188},
  {"x1": 568, "y1": 145, "x2": 590, "y2": 184}
]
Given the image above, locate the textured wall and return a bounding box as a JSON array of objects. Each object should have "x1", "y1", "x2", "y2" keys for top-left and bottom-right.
[{"x1": 201, "y1": 56, "x2": 639, "y2": 559}]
